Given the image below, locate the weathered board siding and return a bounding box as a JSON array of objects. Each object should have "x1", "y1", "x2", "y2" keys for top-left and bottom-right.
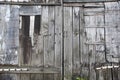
[
  {"x1": 0, "y1": 1, "x2": 120, "y2": 80},
  {"x1": 0, "y1": 5, "x2": 19, "y2": 80}
]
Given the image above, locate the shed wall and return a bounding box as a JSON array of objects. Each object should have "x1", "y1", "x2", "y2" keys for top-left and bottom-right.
[{"x1": 0, "y1": 2, "x2": 120, "y2": 80}]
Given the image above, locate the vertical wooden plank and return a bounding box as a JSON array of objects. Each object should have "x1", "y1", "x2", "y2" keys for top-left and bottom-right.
[
  {"x1": 72, "y1": 7, "x2": 80, "y2": 75},
  {"x1": 64, "y1": 7, "x2": 72, "y2": 80},
  {"x1": 42, "y1": 6, "x2": 53, "y2": 80},
  {"x1": 118, "y1": 3, "x2": 120, "y2": 75},
  {"x1": 80, "y1": 7, "x2": 89, "y2": 80},
  {"x1": 54, "y1": 6, "x2": 62, "y2": 80},
  {"x1": 118, "y1": 2, "x2": 120, "y2": 31},
  {"x1": 35, "y1": 26, "x2": 44, "y2": 67},
  {"x1": 0, "y1": 5, "x2": 7, "y2": 64},
  {"x1": 118, "y1": 68, "x2": 120, "y2": 80},
  {"x1": 31, "y1": 9, "x2": 43, "y2": 67},
  {"x1": 44, "y1": 73, "x2": 54, "y2": 80},
  {"x1": 40, "y1": 6, "x2": 49, "y2": 80},
  {"x1": 0, "y1": 74, "x2": 18, "y2": 80},
  {"x1": 21, "y1": 74, "x2": 30, "y2": 80},
  {"x1": 112, "y1": 68, "x2": 118, "y2": 80},
  {"x1": 45, "y1": 6, "x2": 55, "y2": 80},
  {"x1": 84, "y1": 28, "x2": 96, "y2": 80},
  {"x1": 48, "y1": 6, "x2": 55, "y2": 67},
  {"x1": 6, "y1": 5, "x2": 19, "y2": 65},
  {"x1": 31, "y1": 6, "x2": 45, "y2": 80},
  {"x1": 19, "y1": 16, "x2": 23, "y2": 67},
  {"x1": 17, "y1": 74, "x2": 21, "y2": 80},
  {"x1": 96, "y1": 70, "x2": 104, "y2": 80},
  {"x1": 80, "y1": 28, "x2": 89, "y2": 79},
  {"x1": 30, "y1": 74, "x2": 43, "y2": 80},
  {"x1": 44, "y1": 5, "x2": 55, "y2": 67},
  {"x1": 29, "y1": 16, "x2": 34, "y2": 46},
  {"x1": 88, "y1": 45, "x2": 96, "y2": 80},
  {"x1": 42, "y1": 6, "x2": 48, "y2": 67},
  {"x1": 30, "y1": 11, "x2": 43, "y2": 80},
  {"x1": 105, "y1": 2, "x2": 120, "y2": 62},
  {"x1": 44, "y1": 6, "x2": 56, "y2": 80},
  {"x1": 4, "y1": 5, "x2": 19, "y2": 80},
  {"x1": 103, "y1": 69, "x2": 112, "y2": 80}
]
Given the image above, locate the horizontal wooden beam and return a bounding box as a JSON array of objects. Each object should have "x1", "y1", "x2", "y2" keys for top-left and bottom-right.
[
  {"x1": 63, "y1": 3, "x2": 83, "y2": 6},
  {"x1": 0, "y1": 70, "x2": 59, "y2": 74},
  {"x1": 0, "y1": 65, "x2": 60, "y2": 74},
  {"x1": 64, "y1": 0, "x2": 117, "y2": 3},
  {"x1": 0, "y1": 68, "x2": 60, "y2": 74},
  {"x1": 63, "y1": 3, "x2": 104, "y2": 7},
  {"x1": 84, "y1": 26, "x2": 118, "y2": 28},
  {"x1": 85, "y1": 42, "x2": 104, "y2": 45},
  {"x1": 0, "y1": 1, "x2": 61, "y2": 6},
  {"x1": 96, "y1": 65, "x2": 119, "y2": 70}
]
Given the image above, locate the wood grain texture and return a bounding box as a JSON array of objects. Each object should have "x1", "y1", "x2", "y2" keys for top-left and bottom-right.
[
  {"x1": 0, "y1": 74, "x2": 18, "y2": 80},
  {"x1": 105, "y1": 2, "x2": 120, "y2": 63},
  {"x1": 42, "y1": 6, "x2": 49, "y2": 67},
  {"x1": 48, "y1": 6, "x2": 55, "y2": 67},
  {"x1": 30, "y1": 8, "x2": 43, "y2": 80},
  {"x1": 0, "y1": 5, "x2": 19, "y2": 80},
  {"x1": 79, "y1": 7, "x2": 89, "y2": 80},
  {"x1": 21, "y1": 74, "x2": 30, "y2": 80},
  {"x1": 54, "y1": 6, "x2": 62, "y2": 80},
  {"x1": 72, "y1": 7, "x2": 80, "y2": 74},
  {"x1": 30, "y1": 74, "x2": 43, "y2": 80},
  {"x1": 88, "y1": 45, "x2": 96, "y2": 80},
  {"x1": 30, "y1": 8, "x2": 43, "y2": 67},
  {"x1": 64, "y1": 7, "x2": 72, "y2": 80},
  {"x1": 45, "y1": 6, "x2": 55, "y2": 80},
  {"x1": 83, "y1": 3, "x2": 105, "y2": 80},
  {"x1": 41, "y1": 6, "x2": 49, "y2": 80}
]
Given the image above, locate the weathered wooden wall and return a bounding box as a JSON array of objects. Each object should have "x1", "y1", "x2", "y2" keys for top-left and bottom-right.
[
  {"x1": 19, "y1": 5, "x2": 62, "y2": 80},
  {"x1": 0, "y1": 1, "x2": 120, "y2": 80},
  {"x1": 0, "y1": 5, "x2": 62, "y2": 80}
]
